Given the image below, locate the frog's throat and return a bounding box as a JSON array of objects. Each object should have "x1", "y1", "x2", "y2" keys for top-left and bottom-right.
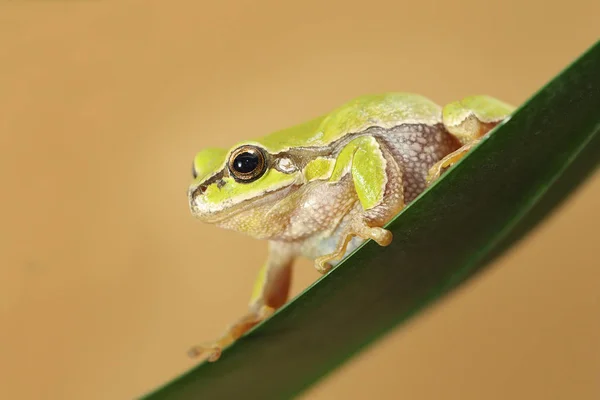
[{"x1": 189, "y1": 183, "x2": 300, "y2": 224}]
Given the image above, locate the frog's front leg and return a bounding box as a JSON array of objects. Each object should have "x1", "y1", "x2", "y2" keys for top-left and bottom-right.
[
  {"x1": 314, "y1": 136, "x2": 404, "y2": 273},
  {"x1": 426, "y1": 95, "x2": 515, "y2": 185},
  {"x1": 188, "y1": 242, "x2": 296, "y2": 361}
]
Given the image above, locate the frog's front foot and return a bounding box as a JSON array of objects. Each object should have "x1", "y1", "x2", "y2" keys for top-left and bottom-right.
[
  {"x1": 426, "y1": 141, "x2": 479, "y2": 186},
  {"x1": 313, "y1": 223, "x2": 393, "y2": 274}
]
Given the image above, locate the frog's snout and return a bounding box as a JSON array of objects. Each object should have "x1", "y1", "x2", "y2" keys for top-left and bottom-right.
[
  {"x1": 189, "y1": 183, "x2": 207, "y2": 198},
  {"x1": 188, "y1": 183, "x2": 207, "y2": 214}
]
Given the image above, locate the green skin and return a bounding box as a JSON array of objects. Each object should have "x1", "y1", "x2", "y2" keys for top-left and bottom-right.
[{"x1": 187, "y1": 92, "x2": 514, "y2": 361}]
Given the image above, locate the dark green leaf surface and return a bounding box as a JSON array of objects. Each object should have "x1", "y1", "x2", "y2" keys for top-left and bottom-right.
[{"x1": 143, "y1": 40, "x2": 600, "y2": 400}]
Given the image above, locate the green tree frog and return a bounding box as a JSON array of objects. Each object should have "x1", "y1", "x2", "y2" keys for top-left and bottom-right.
[{"x1": 187, "y1": 93, "x2": 514, "y2": 361}]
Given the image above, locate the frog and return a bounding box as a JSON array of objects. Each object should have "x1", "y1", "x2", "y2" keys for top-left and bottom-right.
[{"x1": 187, "y1": 92, "x2": 514, "y2": 361}]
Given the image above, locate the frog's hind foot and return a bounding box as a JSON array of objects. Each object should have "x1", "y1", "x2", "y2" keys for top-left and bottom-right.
[
  {"x1": 188, "y1": 344, "x2": 222, "y2": 362},
  {"x1": 425, "y1": 140, "x2": 480, "y2": 185},
  {"x1": 188, "y1": 305, "x2": 274, "y2": 362}
]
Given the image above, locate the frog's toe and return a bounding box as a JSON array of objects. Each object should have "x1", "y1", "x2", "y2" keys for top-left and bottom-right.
[
  {"x1": 314, "y1": 258, "x2": 333, "y2": 274},
  {"x1": 370, "y1": 227, "x2": 392, "y2": 246},
  {"x1": 187, "y1": 344, "x2": 222, "y2": 362},
  {"x1": 426, "y1": 163, "x2": 444, "y2": 186}
]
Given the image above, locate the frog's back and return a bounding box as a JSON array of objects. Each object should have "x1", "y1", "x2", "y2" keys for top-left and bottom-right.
[
  {"x1": 252, "y1": 93, "x2": 444, "y2": 153},
  {"x1": 253, "y1": 93, "x2": 457, "y2": 203}
]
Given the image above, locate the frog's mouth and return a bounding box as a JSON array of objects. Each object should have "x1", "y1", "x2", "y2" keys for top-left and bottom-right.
[{"x1": 188, "y1": 182, "x2": 300, "y2": 224}]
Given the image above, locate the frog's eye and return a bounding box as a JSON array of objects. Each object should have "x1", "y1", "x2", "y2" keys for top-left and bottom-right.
[{"x1": 228, "y1": 145, "x2": 267, "y2": 182}]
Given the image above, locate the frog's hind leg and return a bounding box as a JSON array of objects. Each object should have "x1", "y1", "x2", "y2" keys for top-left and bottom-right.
[
  {"x1": 188, "y1": 242, "x2": 296, "y2": 361},
  {"x1": 426, "y1": 95, "x2": 515, "y2": 185},
  {"x1": 314, "y1": 136, "x2": 404, "y2": 273}
]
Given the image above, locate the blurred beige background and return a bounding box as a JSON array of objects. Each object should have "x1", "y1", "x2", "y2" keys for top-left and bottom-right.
[{"x1": 1, "y1": 1, "x2": 598, "y2": 399}]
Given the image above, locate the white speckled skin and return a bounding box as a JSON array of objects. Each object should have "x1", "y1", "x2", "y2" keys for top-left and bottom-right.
[{"x1": 377, "y1": 124, "x2": 459, "y2": 202}]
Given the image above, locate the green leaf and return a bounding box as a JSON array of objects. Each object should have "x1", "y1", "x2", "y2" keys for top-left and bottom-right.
[{"x1": 143, "y1": 40, "x2": 600, "y2": 400}]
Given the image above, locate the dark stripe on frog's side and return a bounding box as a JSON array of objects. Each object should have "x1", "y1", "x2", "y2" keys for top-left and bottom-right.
[
  {"x1": 192, "y1": 122, "x2": 455, "y2": 222},
  {"x1": 273, "y1": 123, "x2": 448, "y2": 171},
  {"x1": 199, "y1": 123, "x2": 448, "y2": 191}
]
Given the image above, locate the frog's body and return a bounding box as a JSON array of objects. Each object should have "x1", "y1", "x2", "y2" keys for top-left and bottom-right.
[{"x1": 188, "y1": 93, "x2": 514, "y2": 361}]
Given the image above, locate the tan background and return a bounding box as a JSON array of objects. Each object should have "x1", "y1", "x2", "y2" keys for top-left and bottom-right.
[{"x1": 1, "y1": 1, "x2": 599, "y2": 399}]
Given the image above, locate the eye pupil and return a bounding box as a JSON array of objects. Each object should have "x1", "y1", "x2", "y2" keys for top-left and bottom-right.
[
  {"x1": 228, "y1": 145, "x2": 266, "y2": 182},
  {"x1": 233, "y1": 152, "x2": 259, "y2": 173}
]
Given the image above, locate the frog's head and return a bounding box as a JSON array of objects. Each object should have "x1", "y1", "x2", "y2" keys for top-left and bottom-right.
[{"x1": 188, "y1": 142, "x2": 302, "y2": 226}]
